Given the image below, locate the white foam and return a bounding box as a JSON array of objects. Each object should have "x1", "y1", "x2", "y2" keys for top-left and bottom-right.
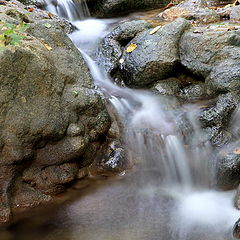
[{"x1": 178, "y1": 190, "x2": 239, "y2": 230}]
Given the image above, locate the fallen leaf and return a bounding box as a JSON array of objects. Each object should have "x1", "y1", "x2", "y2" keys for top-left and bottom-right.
[
  {"x1": 48, "y1": 12, "x2": 54, "y2": 19},
  {"x1": 27, "y1": 7, "x2": 34, "y2": 12},
  {"x1": 44, "y1": 23, "x2": 52, "y2": 28},
  {"x1": 44, "y1": 43, "x2": 52, "y2": 51},
  {"x1": 149, "y1": 26, "x2": 161, "y2": 35},
  {"x1": 126, "y1": 43, "x2": 137, "y2": 53},
  {"x1": 119, "y1": 58, "x2": 124, "y2": 64},
  {"x1": 234, "y1": 148, "x2": 240, "y2": 154}
]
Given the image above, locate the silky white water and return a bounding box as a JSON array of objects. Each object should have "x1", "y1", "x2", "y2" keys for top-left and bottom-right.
[
  {"x1": 43, "y1": 2, "x2": 239, "y2": 239},
  {"x1": 44, "y1": 0, "x2": 90, "y2": 20}
]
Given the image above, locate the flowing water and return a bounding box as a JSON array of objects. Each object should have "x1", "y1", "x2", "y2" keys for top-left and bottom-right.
[
  {"x1": 44, "y1": 0, "x2": 90, "y2": 20},
  {"x1": 2, "y1": 1, "x2": 239, "y2": 240}
]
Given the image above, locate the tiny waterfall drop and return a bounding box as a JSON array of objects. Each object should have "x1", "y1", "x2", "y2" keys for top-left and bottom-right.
[
  {"x1": 43, "y1": 2, "x2": 240, "y2": 240},
  {"x1": 44, "y1": 0, "x2": 90, "y2": 20}
]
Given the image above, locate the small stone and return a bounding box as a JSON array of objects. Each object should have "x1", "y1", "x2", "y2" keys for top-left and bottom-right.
[
  {"x1": 67, "y1": 123, "x2": 85, "y2": 137},
  {"x1": 234, "y1": 185, "x2": 240, "y2": 209},
  {"x1": 233, "y1": 218, "x2": 240, "y2": 239},
  {"x1": 77, "y1": 167, "x2": 88, "y2": 179}
]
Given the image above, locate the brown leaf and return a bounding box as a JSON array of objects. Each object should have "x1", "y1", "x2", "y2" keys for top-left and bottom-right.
[
  {"x1": 234, "y1": 148, "x2": 240, "y2": 154},
  {"x1": 27, "y1": 7, "x2": 34, "y2": 12},
  {"x1": 48, "y1": 12, "x2": 54, "y2": 19}
]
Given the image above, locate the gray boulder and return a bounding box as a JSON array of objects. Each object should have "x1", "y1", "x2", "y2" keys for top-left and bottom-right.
[
  {"x1": 204, "y1": 126, "x2": 233, "y2": 147},
  {"x1": 206, "y1": 46, "x2": 240, "y2": 92},
  {"x1": 179, "y1": 27, "x2": 240, "y2": 78},
  {"x1": 151, "y1": 78, "x2": 184, "y2": 96},
  {"x1": 88, "y1": 0, "x2": 171, "y2": 17},
  {"x1": 179, "y1": 83, "x2": 217, "y2": 101},
  {"x1": 158, "y1": 0, "x2": 220, "y2": 24},
  {"x1": 96, "y1": 20, "x2": 152, "y2": 74},
  {"x1": 199, "y1": 92, "x2": 240, "y2": 128},
  {"x1": 216, "y1": 141, "x2": 240, "y2": 190},
  {"x1": 120, "y1": 18, "x2": 190, "y2": 87},
  {"x1": 230, "y1": 5, "x2": 240, "y2": 21},
  {"x1": 0, "y1": 1, "x2": 111, "y2": 222},
  {"x1": 199, "y1": 92, "x2": 239, "y2": 147}
]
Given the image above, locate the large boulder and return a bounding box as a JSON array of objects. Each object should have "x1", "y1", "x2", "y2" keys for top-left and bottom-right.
[
  {"x1": 0, "y1": 1, "x2": 111, "y2": 222},
  {"x1": 87, "y1": 0, "x2": 171, "y2": 17},
  {"x1": 199, "y1": 92, "x2": 240, "y2": 129},
  {"x1": 96, "y1": 19, "x2": 152, "y2": 74},
  {"x1": 158, "y1": 0, "x2": 220, "y2": 24},
  {"x1": 180, "y1": 26, "x2": 240, "y2": 92},
  {"x1": 119, "y1": 18, "x2": 190, "y2": 87},
  {"x1": 179, "y1": 27, "x2": 240, "y2": 77},
  {"x1": 199, "y1": 92, "x2": 240, "y2": 147},
  {"x1": 19, "y1": 0, "x2": 171, "y2": 18},
  {"x1": 206, "y1": 46, "x2": 240, "y2": 92}
]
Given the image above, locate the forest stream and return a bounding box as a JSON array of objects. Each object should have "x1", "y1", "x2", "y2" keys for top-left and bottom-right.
[{"x1": 0, "y1": 0, "x2": 240, "y2": 239}]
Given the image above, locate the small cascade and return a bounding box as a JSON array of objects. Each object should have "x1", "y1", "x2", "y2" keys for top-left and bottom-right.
[
  {"x1": 81, "y1": 51, "x2": 213, "y2": 191},
  {"x1": 44, "y1": 0, "x2": 90, "y2": 20}
]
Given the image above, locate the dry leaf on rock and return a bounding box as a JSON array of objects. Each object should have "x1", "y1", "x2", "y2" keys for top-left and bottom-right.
[
  {"x1": 234, "y1": 148, "x2": 240, "y2": 154},
  {"x1": 126, "y1": 43, "x2": 137, "y2": 53},
  {"x1": 44, "y1": 43, "x2": 52, "y2": 51},
  {"x1": 149, "y1": 26, "x2": 161, "y2": 35}
]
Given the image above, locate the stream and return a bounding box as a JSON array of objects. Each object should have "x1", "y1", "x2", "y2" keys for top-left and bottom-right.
[{"x1": 1, "y1": 0, "x2": 239, "y2": 239}]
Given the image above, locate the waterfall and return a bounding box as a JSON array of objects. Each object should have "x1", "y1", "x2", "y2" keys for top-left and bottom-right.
[
  {"x1": 44, "y1": 2, "x2": 240, "y2": 239},
  {"x1": 80, "y1": 50, "x2": 214, "y2": 192},
  {"x1": 44, "y1": 0, "x2": 90, "y2": 20}
]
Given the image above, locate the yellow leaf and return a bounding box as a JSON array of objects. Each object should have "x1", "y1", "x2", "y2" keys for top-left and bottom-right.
[
  {"x1": 44, "y1": 43, "x2": 52, "y2": 51},
  {"x1": 126, "y1": 43, "x2": 137, "y2": 53},
  {"x1": 149, "y1": 26, "x2": 161, "y2": 35}
]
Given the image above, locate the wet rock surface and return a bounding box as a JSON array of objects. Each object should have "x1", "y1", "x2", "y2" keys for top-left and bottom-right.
[
  {"x1": 151, "y1": 78, "x2": 184, "y2": 96},
  {"x1": 89, "y1": 140, "x2": 129, "y2": 176},
  {"x1": 216, "y1": 142, "x2": 240, "y2": 189},
  {"x1": 199, "y1": 92, "x2": 240, "y2": 129},
  {"x1": 0, "y1": 1, "x2": 111, "y2": 222},
  {"x1": 234, "y1": 218, "x2": 240, "y2": 239},
  {"x1": 120, "y1": 18, "x2": 190, "y2": 87},
  {"x1": 96, "y1": 20, "x2": 152, "y2": 74},
  {"x1": 234, "y1": 184, "x2": 240, "y2": 209}
]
